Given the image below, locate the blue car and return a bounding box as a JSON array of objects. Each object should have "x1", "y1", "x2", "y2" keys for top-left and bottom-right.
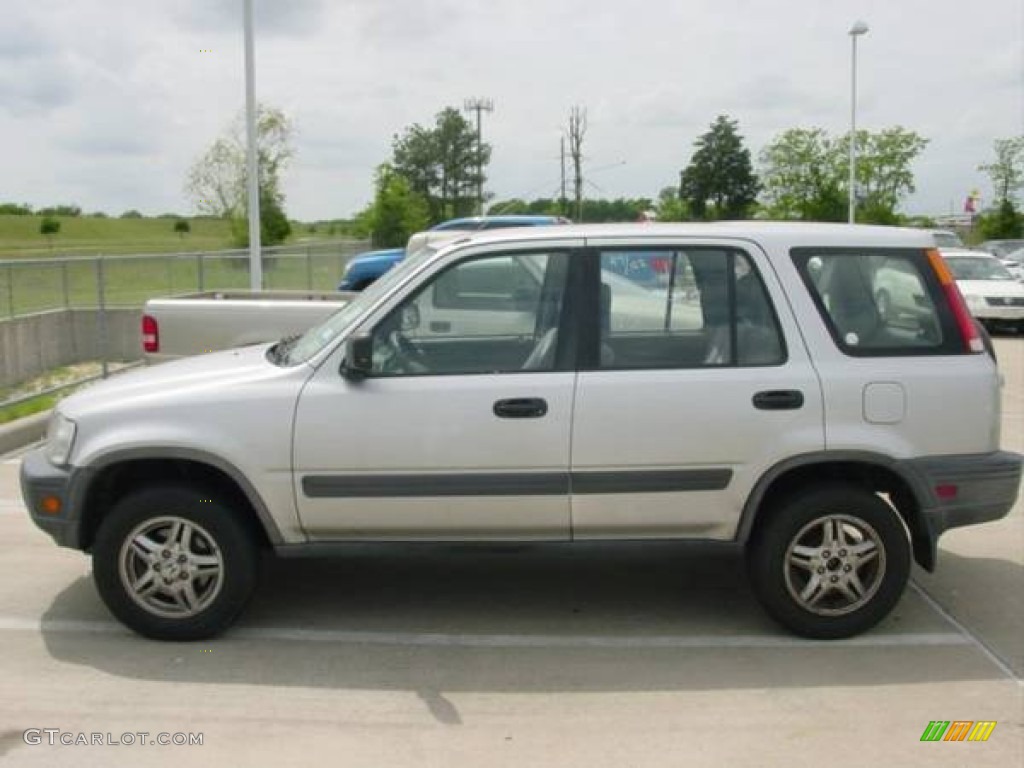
[{"x1": 339, "y1": 215, "x2": 570, "y2": 291}]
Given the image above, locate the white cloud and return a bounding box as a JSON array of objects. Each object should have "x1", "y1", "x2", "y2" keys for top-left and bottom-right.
[{"x1": 1, "y1": 0, "x2": 1022, "y2": 218}]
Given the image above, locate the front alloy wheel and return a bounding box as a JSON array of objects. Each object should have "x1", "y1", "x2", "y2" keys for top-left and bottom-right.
[
  {"x1": 119, "y1": 516, "x2": 225, "y2": 619},
  {"x1": 93, "y1": 486, "x2": 259, "y2": 641}
]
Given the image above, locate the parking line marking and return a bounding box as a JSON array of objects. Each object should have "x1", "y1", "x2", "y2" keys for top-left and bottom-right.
[
  {"x1": 0, "y1": 615, "x2": 970, "y2": 649},
  {"x1": 909, "y1": 579, "x2": 1022, "y2": 686}
]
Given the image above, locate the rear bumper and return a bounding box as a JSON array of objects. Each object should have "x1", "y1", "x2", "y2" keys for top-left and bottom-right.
[{"x1": 904, "y1": 451, "x2": 1022, "y2": 567}]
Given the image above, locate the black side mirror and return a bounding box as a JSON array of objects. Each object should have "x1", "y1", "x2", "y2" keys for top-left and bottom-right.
[{"x1": 340, "y1": 335, "x2": 373, "y2": 380}]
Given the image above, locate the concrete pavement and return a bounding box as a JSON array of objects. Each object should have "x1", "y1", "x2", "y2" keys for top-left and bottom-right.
[{"x1": 0, "y1": 338, "x2": 1021, "y2": 767}]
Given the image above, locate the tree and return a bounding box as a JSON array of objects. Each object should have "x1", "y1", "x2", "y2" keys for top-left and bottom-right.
[
  {"x1": 655, "y1": 186, "x2": 690, "y2": 222},
  {"x1": 845, "y1": 127, "x2": 929, "y2": 223},
  {"x1": 979, "y1": 136, "x2": 1024, "y2": 205},
  {"x1": 185, "y1": 104, "x2": 295, "y2": 246},
  {"x1": 759, "y1": 126, "x2": 927, "y2": 223},
  {"x1": 39, "y1": 215, "x2": 60, "y2": 247},
  {"x1": 759, "y1": 128, "x2": 846, "y2": 221},
  {"x1": 567, "y1": 106, "x2": 587, "y2": 220},
  {"x1": 357, "y1": 164, "x2": 431, "y2": 248},
  {"x1": 977, "y1": 137, "x2": 1024, "y2": 238},
  {"x1": 679, "y1": 116, "x2": 759, "y2": 220},
  {"x1": 120, "y1": 209, "x2": 143, "y2": 219},
  {"x1": 391, "y1": 107, "x2": 490, "y2": 223},
  {"x1": 173, "y1": 219, "x2": 191, "y2": 239}
]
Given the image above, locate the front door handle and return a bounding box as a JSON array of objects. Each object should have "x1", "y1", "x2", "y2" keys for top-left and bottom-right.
[
  {"x1": 752, "y1": 390, "x2": 804, "y2": 410},
  {"x1": 493, "y1": 398, "x2": 548, "y2": 419}
]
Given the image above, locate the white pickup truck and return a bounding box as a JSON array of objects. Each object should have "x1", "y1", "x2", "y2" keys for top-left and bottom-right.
[{"x1": 141, "y1": 290, "x2": 354, "y2": 363}]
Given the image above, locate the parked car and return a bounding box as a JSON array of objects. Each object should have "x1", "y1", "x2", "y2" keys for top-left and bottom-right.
[
  {"x1": 929, "y1": 229, "x2": 966, "y2": 249},
  {"x1": 943, "y1": 253, "x2": 1024, "y2": 332},
  {"x1": 21, "y1": 223, "x2": 1021, "y2": 642},
  {"x1": 996, "y1": 247, "x2": 1024, "y2": 282},
  {"x1": 977, "y1": 239, "x2": 1024, "y2": 259},
  {"x1": 337, "y1": 248, "x2": 405, "y2": 291},
  {"x1": 339, "y1": 215, "x2": 571, "y2": 292}
]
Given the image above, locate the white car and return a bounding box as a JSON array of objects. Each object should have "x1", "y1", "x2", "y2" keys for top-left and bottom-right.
[
  {"x1": 943, "y1": 253, "x2": 1024, "y2": 332},
  {"x1": 21, "y1": 223, "x2": 1022, "y2": 641}
]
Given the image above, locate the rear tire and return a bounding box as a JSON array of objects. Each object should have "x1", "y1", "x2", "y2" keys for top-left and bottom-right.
[
  {"x1": 92, "y1": 485, "x2": 259, "y2": 641},
  {"x1": 747, "y1": 484, "x2": 911, "y2": 639}
]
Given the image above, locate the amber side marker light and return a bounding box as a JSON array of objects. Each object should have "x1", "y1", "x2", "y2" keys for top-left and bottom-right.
[
  {"x1": 40, "y1": 496, "x2": 62, "y2": 515},
  {"x1": 926, "y1": 248, "x2": 985, "y2": 353}
]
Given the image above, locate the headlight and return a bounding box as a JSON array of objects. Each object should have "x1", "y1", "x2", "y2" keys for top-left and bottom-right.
[
  {"x1": 963, "y1": 294, "x2": 985, "y2": 310},
  {"x1": 45, "y1": 411, "x2": 77, "y2": 467}
]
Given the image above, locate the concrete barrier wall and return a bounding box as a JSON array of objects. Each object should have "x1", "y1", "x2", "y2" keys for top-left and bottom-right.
[{"x1": 0, "y1": 308, "x2": 142, "y2": 388}]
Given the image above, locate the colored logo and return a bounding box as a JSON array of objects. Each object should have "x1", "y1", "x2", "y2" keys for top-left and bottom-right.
[{"x1": 920, "y1": 721, "x2": 996, "y2": 742}]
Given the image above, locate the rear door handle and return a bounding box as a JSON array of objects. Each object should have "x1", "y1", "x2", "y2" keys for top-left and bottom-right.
[
  {"x1": 493, "y1": 398, "x2": 548, "y2": 419},
  {"x1": 752, "y1": 390, "x2": 804, "y2": 410}
]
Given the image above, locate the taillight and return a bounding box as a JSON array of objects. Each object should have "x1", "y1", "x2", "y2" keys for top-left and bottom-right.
[
  {"x1": 926, "y1": 249, "x2": 984, "y2": 354},
  {"x1": 142, "y1": 314, "x2": 159, "y2": 353}
]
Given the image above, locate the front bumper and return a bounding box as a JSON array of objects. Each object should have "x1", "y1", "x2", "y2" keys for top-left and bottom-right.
[
  {"x1": 19, "y1": 448, "x2": 89, "y2": 550},
  {"x1": 970, "y1": 306, "x2": 1024, "y2": 321},
  {"x1": 905, "y1": 450, "x2": 1022, "y2": 568}
]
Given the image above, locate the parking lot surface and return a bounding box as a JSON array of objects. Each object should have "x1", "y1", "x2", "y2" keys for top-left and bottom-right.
[{"x1": 0, "y1": 338, "x2": 1021, "y2": 767}]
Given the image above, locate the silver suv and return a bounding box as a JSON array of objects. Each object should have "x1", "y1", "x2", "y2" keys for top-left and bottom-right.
[{"x1": 21, "y1": 223, "x2": 1022, "y2": 641}]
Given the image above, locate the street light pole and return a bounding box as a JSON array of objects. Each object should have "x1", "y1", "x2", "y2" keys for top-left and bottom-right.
[
  {"x1": 463, "y1": 98, "x2": 493, "y2": 215},
  {"x1": 244, "y1": 0, "x2": 262, "y2": 290},
  {"x1": 848, "y1": 20, "x2": 869, "y2": 224}
]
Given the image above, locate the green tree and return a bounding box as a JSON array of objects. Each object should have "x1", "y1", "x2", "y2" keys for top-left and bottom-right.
[
  {"x1": 185, "y1": 104, "x2": 295, "y2": 245},
  {"x1": 173, "y1": 219, "x2": 191, "y2": 238},
  {"x1": 978, "y1": 199, "x2": 1023, "y2": 239},
  {"x1": 679, "y1": 115, "x2": 760, "y2": 220},
  {"x1": 760, "y1": 126, "x2": 927, "y2": 223},
  {"x1": 844, "y1": 127, "x2": 929, "y2": 223},
  {"x1": 979, "y1": 136, "x2": 1024, "y2": 205},
  {"x1": 759, "y1": 128, "x2": 846, "y2": 221},
  {"x1": 655, "y1": 186, "x2": 690, "y2": 221},
  {"x1": 120, "y1": 209, "x2": 143, "y2": 219},
  {"x1": 357, "y1": 164, "x2": 431, "y2": 248},
  {"x1": 39, "y1": 215, "x2": 60, "y2": 247},
  {"x1": 390, "y1": 107, "x2": 490, "y2": 223}
]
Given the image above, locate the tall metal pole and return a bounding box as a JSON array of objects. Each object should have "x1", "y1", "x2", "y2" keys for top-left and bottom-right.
[
  {"x1": 848, "y1": 20, "x2": 869, "y2": 224},
  {"x1": 244, "y1": 0, "x2": 262, "y2": 290},
  {"x1": 463, "y1": 98, "x2": 493, "y2": 215}
]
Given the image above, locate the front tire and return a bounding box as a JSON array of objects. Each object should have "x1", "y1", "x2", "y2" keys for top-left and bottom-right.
[
  {"x1": 747, "y1": 484, "x2": 911, "y2": 639},
  {"x1": 92, "y1": 486, "x2": 259, "y2": 641}
]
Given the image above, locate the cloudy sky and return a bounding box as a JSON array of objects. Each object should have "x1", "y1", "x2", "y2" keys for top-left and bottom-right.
[{"x1": 3, "y1": 0, "x2": 1022, "y2": 220}]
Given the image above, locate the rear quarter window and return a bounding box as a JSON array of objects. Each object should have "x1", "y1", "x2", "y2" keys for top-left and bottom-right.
[{"x1": 791, "y1": 248, "x2": 961, "y2": 356}]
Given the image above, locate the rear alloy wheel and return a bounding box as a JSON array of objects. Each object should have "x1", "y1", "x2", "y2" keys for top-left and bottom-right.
[
  {"x1": 748, "y1": 484, "x2": 911, "y2": 639},
  {"x1": 93, "y1": 486, "x2": 259, "y2": 641}
]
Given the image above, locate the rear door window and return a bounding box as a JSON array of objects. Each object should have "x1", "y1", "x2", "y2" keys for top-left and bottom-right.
[{"x1": 792, "y1": 248, "x2": 959, "y2": 355}]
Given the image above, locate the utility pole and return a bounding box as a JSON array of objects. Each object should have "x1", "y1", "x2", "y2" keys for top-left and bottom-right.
[{"x1": 463, "y1": 97, "x2": 493, "y2": 215}]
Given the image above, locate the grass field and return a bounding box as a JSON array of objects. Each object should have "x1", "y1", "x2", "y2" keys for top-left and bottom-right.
[
  {"x1": 0, "y1": 214, "x2": 356, "y2": 258},
  {"x1": 0, "y1": 247, "x2": 365, "y2": 317}
]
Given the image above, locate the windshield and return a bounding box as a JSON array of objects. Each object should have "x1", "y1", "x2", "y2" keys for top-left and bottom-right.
[
  {"x1": 945, "y1": 257, "x2": 1015, "y2": 281},
  {"x1": 932, "y1": 232, "x2": 964, "y2": 248},
  {"x1": 280, "y1": 248, "x2": 435, "y2": 365}
]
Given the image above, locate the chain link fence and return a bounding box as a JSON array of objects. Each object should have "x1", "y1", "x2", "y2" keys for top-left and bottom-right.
[
  {"x1": 0, "y1": 240, "x2": 368, "y2": 318},
  {"x1": 0, "y1": 240, "x2": 369, "y2": 400}
]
